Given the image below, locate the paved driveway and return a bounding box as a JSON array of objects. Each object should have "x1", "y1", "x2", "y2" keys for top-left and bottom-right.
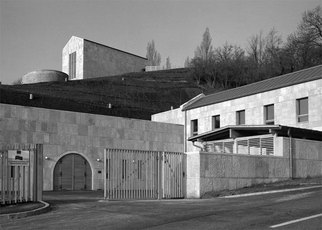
[{"x1": 1, "y1": 188, "x2": 321, "y2": 230}]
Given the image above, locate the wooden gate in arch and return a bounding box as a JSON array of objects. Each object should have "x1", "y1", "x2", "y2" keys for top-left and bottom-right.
[{"x1": 104, "y1": 149, "x2": 184, "y2": 200}]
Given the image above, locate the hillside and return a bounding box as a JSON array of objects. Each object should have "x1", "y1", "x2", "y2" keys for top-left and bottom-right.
[{"x1": 0, "y1": 68, "x2": 203, "y2": 120}]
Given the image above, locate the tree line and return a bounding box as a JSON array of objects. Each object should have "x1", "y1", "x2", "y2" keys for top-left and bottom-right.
[{"x1": 184, "y1": 6, "x2": 322, "y2": 90}]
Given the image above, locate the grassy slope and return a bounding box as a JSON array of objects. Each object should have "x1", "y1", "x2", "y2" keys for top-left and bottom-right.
[{"x1": 0, "y1": 68, "x2": 203, "y2": 120}]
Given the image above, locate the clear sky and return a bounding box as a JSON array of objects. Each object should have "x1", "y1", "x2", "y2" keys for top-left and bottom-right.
[{"x1": 0, "y1": 0, "x2": 320, "y2": 84}]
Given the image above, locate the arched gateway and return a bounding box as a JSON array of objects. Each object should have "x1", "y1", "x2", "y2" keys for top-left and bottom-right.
[{"x1": 53, "y1": 153, "x2": 92, "y2": 190}]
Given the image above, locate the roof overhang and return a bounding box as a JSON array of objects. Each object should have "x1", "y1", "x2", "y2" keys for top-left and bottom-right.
[{"x1": 188, "y1": 125, "x2": 322, "y2": 142}]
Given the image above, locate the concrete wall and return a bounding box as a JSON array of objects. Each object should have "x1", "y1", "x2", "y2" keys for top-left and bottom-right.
[
  {"x1": 152, "y1": 108, "x2": 184, "y2": 125},
  {"x1": 0, "y1": 103, "x2": 184, "y2": 191},
  {"x1": 62, "y1": 36, "x2": 84, "y2": 80},
  {"x1": 186, "y1": 136, "x2": 322, "y2": 198},
  {"x1": 83, "y1": 40, "x2": 146, "y2": 79}
]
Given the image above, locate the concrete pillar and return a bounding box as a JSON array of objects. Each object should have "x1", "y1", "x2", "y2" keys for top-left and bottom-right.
[{"x1": 185, "y1": 152, "x2": 200, "y2": 198}]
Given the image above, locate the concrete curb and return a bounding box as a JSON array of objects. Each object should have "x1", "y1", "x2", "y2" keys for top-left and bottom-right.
[
  {"x1": 0, "y1": 201, "x2": 51, "y2": 221},
  {"x1": 221, "y1": 185, "x2": 322, "y2": 198}
]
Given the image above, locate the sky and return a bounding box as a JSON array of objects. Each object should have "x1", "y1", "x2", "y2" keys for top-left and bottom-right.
[{"x1": 0, "y1": 0, "x2": 321, "y2": 84}]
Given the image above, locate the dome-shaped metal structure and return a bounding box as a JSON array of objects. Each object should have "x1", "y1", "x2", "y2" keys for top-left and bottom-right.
[{"x1": 22, "y1": 70, "x2": 68, "y2": 84}]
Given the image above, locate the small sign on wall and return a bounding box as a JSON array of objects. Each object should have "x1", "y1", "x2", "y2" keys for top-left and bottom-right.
[{"x1": 8, "y1": 150, "x2": 30, "y2": 161}]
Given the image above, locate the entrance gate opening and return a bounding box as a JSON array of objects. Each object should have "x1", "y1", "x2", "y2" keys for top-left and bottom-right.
[
  {"x1": 53, "y1": 153, "x2": 92, "y2": 191},
  {"x1": 104, "y1": 149, "x2": 184, "y2": 200}
]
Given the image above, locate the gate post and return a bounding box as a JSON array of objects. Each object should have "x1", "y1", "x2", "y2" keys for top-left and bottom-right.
[{"x1": 103, "y1": 148, "x2": 107, "y2": 199}]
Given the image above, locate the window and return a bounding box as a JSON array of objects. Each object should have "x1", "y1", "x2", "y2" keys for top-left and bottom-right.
[
  {"x1": 236, "y1": 110, "x2": 245, "y2": 125},
  {"x1": 264, "y1": 104, "x2": 274, "y2": 125},
  {"x1": 191, "y1": 119, "x2": 198, "y2": 136},
  {"x1": 69, "y1": 52, "x2": 76, "y2": 79},
  {"x1": 212, "y1": 115, "x2": 220, "y2": 130},
  {"x1": 297, "y1": 97, "x2": 308, "y2": 122}
]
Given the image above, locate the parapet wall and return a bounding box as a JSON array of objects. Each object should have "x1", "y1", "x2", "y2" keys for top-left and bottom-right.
[{"x1": 186, "y1": 136, "x2": 322, "y2": 198}]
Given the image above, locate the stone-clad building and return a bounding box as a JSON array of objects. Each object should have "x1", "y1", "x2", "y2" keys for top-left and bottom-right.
[
  {"x1": 62, "y1": 36, "x2": 147, "y2": 80},
  {"x1": 152, "y1": 65, "x2": 322, "y2": 197}
]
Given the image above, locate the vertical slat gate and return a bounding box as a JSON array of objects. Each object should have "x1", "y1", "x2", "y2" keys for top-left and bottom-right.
[{"x1": 104, "y1": 149, "x2": 183, "y2": 200}]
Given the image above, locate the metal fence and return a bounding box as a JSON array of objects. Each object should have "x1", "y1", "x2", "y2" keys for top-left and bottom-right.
[
  {"x1": 0, "y1": 144, "x2": 43, "y2": 205},
  {"x1": 104, "y1": 149, "x2": 184, "y2": 200}
]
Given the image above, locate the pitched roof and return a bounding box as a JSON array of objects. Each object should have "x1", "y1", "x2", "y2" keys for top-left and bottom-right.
[{"x1": 183, "y1": 65, "x2": 322, "y2": 111}]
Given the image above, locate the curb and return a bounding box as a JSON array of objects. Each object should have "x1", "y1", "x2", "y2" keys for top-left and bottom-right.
[
  {"x1": 221, "y1": 185, "x2": 322, "y2": 198},
  {"x1": 0, "y1": 201, "x2": 51, "y2": 221}
]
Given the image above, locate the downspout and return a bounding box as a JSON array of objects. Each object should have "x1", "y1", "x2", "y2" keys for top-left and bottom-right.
[
  {"x1": 184, "y1": 110, "x2": 187, "y2": 153},
  {"x1": 287, "y1": 128, "x2": 293, "y2": 179},
  {"x1": 192, "y1": 141, "x2": 204, "y2": 152}
]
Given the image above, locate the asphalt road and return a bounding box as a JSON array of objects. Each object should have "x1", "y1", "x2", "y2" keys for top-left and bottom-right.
[{"x1": 1, "y1": 188, "x2": 321, "y2": 230}]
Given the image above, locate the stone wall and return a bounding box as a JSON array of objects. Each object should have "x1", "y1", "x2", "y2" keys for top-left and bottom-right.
[
  {"x1": 0, "y1": 103, "x2": 184, "y2": 191},
  {"x1": 186, "y1": 137, "x2": 322, "y2": 198},
  {"x1": 83, "y1": 40, "x2": 146, "y2": 79}
]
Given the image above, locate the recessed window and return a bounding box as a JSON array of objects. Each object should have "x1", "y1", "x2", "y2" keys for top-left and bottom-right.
[
  {"x1": 264, "y1": 104, "x2": 274, "y2": 125},
  {"x1": 296, "y1": 97, "x2": 308, "y2": 122},
  {"x1": 191, "y1": 119, "x2": 198, "y2": 136},
  {"x1": 212, "y1": 115, "x2": 220, "y2": 130},
  {"x1": 69, "y1": 52, "x2": 76, "y2": 79},
  {"x1": 236, "y1": 110, "x2": 245, "y2": 125}
]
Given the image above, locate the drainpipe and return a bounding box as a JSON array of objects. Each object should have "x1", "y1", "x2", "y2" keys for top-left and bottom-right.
[
  {"x1": 192, "y1": 141, "x2": 203, "y2": 152},
  {"x1": 184, "y1": 110, "x2": 187, "y2": 153},
  {"x1": 287, "y1": 128, "x2": 293, "y2": 179}
]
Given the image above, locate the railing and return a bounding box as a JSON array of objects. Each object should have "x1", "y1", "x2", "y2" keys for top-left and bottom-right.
[{"x1": 204, "y1": 134, "x2": 275, "y2": 156}]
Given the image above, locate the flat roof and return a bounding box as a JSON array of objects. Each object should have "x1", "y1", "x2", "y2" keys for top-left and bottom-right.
[
  {"x1": 183, "y1": 65, "x2": 322, "y2": 111},
  {"x1": 188, "y1": 125, "x2": 322, "y2": 142}
]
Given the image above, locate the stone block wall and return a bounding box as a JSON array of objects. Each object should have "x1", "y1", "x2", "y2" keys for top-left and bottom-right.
[
  {"x1": 0, "y1": 103, "x2": 184, "y2": 191},
  {"x1": 83, "y1": 40, "x2": 147, "y2": 79}
]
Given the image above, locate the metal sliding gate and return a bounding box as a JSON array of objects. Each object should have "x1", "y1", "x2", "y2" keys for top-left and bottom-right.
[{"x1": 104, "y1": 149, "x2": 184, "y2": 200}]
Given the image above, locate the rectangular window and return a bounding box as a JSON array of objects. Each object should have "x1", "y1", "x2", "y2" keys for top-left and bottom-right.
[
  {"x1": 212, "y1": 115, "x2": 220, "y2": 130},
  {"x1": 264, "y1": 104, "x2": 274, "y2": 125},
  {"x1": 297, "y1": 97, "x2": 308, "y2": 122},
  {"x1": 191, "y1": 119, "x2": 198, "y2": 136},
  {"x1": 236, "y1": 110, "x2": 245, "y2": 125},
  {"x1": 69, "y1": 52, "x2": 76, "y2": 79}
]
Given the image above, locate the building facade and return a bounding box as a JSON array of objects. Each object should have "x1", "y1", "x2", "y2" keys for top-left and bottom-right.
[
  {"x1": 62, "y1": 36, "x2": 147, "y2": 80},
  {"x1": 152, "y1": 65, "x2": 322, "y2": 198}
]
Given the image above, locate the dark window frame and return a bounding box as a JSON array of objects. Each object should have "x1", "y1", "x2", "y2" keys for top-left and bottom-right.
[
  {"x1": 69, "y1": 52, "x2": 76, "y2": 79},
  {"x1": 296, "y1": 97, "x2": 308, "y2": 123},
  {"x1": 191, "y1": 119, "x2": 198, "y2": 136},
  {"x1": 264, "y1": 104, "x2": 274, "y2": 125},
  {"x1": 236, "y1": 110, "x2": 245, "y2": 125},
  {"x1": 212, "y1": 115, "x2": 220, "y2": 130}
]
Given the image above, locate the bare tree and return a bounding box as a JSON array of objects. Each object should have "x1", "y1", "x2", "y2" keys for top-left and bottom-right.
[
  {"x1": 194, "y1": 27, "x2": 215, "y2": 62},
  {"x1": 166, "y1": 57, "x2": 171, "y2": 69},
  {"x1": 184, "y1": 56, "x2": 190, "y2": 67},
  {"x1": 12, "y1": 77, "x2": 22, "y2": 85},
  {"x1": 146, "y1": 40, "x2": 161, "y2": 66}
]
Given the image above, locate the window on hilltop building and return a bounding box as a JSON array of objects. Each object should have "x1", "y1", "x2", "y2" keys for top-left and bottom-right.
[
  {"x1": 264, "y1": 104, "x2": 274, "y2": 125},
  {"x1": 236, "y1": 110, "x2": 245, "y2": 125},
  {"x1": 212, "y1": 115, "x2": 220, "y2": 130},
  {"x1": 191, "y1": 119, "x2": 198, "y2": 136},
  {"x1": 69, "y1": 52, "x2": 76, "y2": 79},
  {"x1": 296, "y1": 97, "x2": 308, "y2": 122}
]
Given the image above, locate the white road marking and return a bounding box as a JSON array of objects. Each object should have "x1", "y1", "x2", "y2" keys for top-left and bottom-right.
[
  {"x1": 270, "y1": 213, "x2": 322, "y2": 228},
  {"x1": 274, "y1": 191, "x2": 314, "y2": 202}
]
